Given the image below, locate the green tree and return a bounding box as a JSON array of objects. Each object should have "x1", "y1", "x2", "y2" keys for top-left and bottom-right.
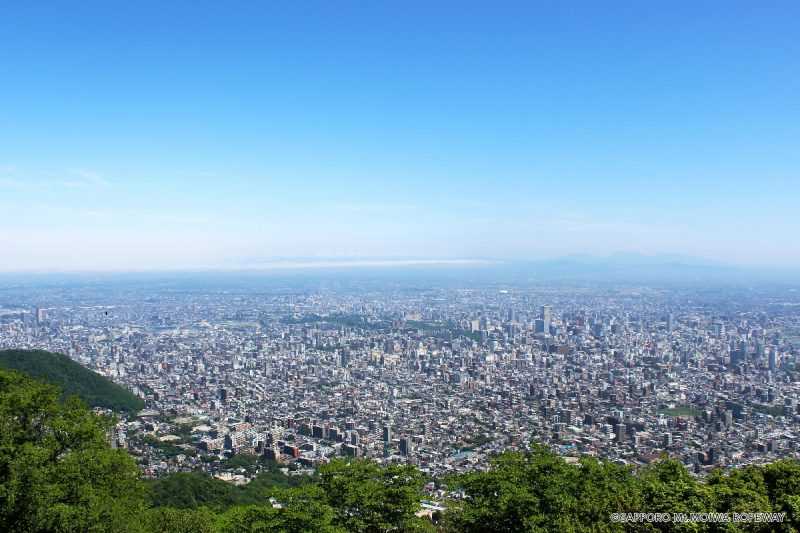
[
  {"x1": 637, "y1": 459, "x2": 711, "y2": 533},
  {"x1": 272, "y1": 485, "x2": 345, "y2": 533},
  {"x1": 571, "y1": 456, "x2": 643, "y2": 531},
  {"x1": 761, "y1": 460, "x2": 800, "y2": 532},
  {"x1": 318, "y1": 459, "x2": 429, "y2": 532},
  {"x1": 446, "y1": 451, "x2": 545, "y2": 532},
  {"x1": 705, "y1": 466, "x2": 773, "y2": 532},
  {"x1": 147, "y1": 472, "x2": 240, "y2": 510},
  {"x1": 215, "y1": 486, "x2": 343, "y2": 533},
  {"x1": 445, "y1": 445, "x2": 641, "y2": 532},
  {"x1": 142, "y1": 507, "x2": 217, "y2": 533},
  {"x1": 216, "y1": 505, "x2": 283, "y2": 532},
  {"x1": 0, "y1": 368, "x2": 146, "y2": 532},
  {"x1": 762, "y1": 460, "x2": 800, "y2": 505}
]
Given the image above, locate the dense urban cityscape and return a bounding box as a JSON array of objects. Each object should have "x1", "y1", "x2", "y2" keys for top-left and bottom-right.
[{"x1": 2, "y1": 273, "x2": 799, "y2": 489}]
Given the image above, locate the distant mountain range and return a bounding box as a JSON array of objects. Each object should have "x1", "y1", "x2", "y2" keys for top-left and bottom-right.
[
  {"x1": 0, "y1": 349, "x2": 143, "y2": 412},
  {"x1": 230, "y1": 252, "x2": 795, "y2": 282},
  {"x1": 0, "y1": 252, "x2": 795, "y2": 286},
  {"x1": 484, "y1": 253, "x2": 798, "y2": 285}
]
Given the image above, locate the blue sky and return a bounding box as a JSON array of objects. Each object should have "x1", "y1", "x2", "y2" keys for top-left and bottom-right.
[{"x1": 1, "y1": 1, "x2": 798, "y2": 270}]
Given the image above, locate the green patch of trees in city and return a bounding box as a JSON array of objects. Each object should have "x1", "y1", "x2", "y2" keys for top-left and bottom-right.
[{"x1": 657, "y1": 406, "x2": 703, "y2": 418}]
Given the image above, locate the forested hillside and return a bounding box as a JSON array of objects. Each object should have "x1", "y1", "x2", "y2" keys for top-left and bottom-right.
[
  {"x1": 0, "y1": 349, "x2": 143, "y2": 412},
  {"x1": 1, "y1": 366, "x2": 799, "y2": 532}
]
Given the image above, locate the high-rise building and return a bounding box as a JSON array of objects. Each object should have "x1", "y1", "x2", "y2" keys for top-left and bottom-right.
[
  {"x1": 615, "y1": 423, "x2": 626, "y2": 443},
  {"x1": 541, "y1": 305, "x2": 552, "y2": 334},
  {"x1": 399, "y1": 436, "x2": 412, "y2": 456},
  {"x1": 342, "y1": 444, "x2": 359, "y2": 457},
  {"x1": 382, "y1": 425, "x2": 391, "y2": 443}
]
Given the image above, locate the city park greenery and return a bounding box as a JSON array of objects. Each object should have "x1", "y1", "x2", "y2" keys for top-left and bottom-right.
[{"x1": 2, "y1": 366, "x2": 800, "y2": 532}]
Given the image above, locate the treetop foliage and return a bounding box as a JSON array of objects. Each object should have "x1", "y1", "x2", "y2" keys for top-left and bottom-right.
[{"x1": 0, "y1": 368, "x2": 145, "y2": 532}]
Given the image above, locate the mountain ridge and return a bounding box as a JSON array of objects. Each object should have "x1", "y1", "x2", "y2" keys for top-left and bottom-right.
[{"x1": 0, "y1": 349, "x2": 143, "y2": 412}]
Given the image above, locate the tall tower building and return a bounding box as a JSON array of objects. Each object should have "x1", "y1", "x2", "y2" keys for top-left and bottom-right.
[
  {"x1": 615, "y1": 423, "x2": 626, "y2": 443},
  {"x1": 540, "y1": 305, "x2": 552, "y2": 334},
  {"x1": 399, "y1": 436, "x2": 412, "y2": 456}
]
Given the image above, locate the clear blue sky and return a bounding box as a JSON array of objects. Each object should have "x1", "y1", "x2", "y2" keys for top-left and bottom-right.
[{"x1": 1, "y1": 1, "x2": 798, "y2": 270}]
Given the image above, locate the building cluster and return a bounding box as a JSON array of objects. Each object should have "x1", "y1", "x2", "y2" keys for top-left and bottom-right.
[{"x1": 1, "y1": 280, "x2": 799, "y2": 480}]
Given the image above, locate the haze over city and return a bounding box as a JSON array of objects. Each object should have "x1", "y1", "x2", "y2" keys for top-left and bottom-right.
[{"x1": 2, "y1": 1, "x2": 799, "y2": 271}]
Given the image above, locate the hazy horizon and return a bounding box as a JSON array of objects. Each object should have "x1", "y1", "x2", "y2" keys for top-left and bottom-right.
[
  {"x1": 2, "y1": 254, "x2": 799, "y2": 285},
  {"x1": 2, "y1": 2, "x2": 799, "y2": 271}
]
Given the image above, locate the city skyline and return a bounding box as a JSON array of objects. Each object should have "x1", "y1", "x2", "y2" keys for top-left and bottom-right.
[
  {"x1": 2, "y1": 1, "x2": 799, "y2": 270},
  {"x1": 4, "y1": 274, "x2": 800, "y2": 480}
]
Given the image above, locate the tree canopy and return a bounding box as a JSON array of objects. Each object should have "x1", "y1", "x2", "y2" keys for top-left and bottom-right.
[{"x1": 0, "y1": 368, "x2": 144, "y2": 532}]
